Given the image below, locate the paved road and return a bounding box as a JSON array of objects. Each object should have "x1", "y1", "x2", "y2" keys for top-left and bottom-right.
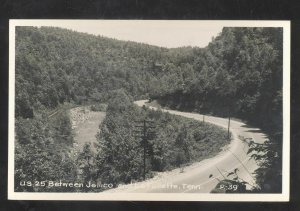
[{"x1": 107, "y1": 100, "x2": 268, "y2": 193}]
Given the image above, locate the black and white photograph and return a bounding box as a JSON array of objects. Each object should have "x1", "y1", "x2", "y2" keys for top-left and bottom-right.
[{"x1": 8, "y1": 20, "x2": 290, "y2": 201}]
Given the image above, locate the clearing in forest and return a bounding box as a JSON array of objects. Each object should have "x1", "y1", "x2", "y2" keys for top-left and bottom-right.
[{"x1": 70, "y1": 106, "x2": 106, "y2": 152}]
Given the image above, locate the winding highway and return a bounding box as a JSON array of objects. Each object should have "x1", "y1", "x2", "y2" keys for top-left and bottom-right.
[{"x1": 107, "y1": 100, "x2": 268, "y2": 193}]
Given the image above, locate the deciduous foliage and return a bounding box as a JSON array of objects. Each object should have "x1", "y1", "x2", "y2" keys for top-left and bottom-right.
[
  {"x1": 245, "y1": 136, "x2": 282, "y2": 193},
  {"x1": 152, "y1": 28, "x2": 283, "y2": 135},
  {"x1": 15, "y1": 111, "x2": 77, "y2": 192}
]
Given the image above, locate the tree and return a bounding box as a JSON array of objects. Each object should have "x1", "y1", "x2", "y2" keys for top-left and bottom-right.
[{"x1": 76, "y1": 143, "x2": 98, "y2": 191}]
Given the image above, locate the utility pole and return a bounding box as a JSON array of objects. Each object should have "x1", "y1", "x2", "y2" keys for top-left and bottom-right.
[
  {"x1": 228, "y1": 116, "x2": 231, "y2": 141},
  {"x1": 134, "y1": 119, "x2": 155, "y2": 181},
  {"x1": 142, "y1": 120, "x2": 146, "y2": 181}
]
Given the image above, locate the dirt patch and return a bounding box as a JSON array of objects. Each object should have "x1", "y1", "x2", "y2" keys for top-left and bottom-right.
[{"x1": 69, "y1": 106, "x2": 106, "y2": 152}]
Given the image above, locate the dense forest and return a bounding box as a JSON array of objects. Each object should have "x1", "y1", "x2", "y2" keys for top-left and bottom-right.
[
  {"x1": 15, "y1": 105, "x2": 77, "y2": 192},
  {"x1": 73, "y1": 90, "x2": 229, "y2": 191},
  {"x1": 152, "y1": 28, "x2": 283, "y2": 134},
  {"x1": 15, "y1": 26, "x2": 283, "y2": 193},
  {"x1": 15, "y1": 89, "x2": 229, "y2": 192},
  {"x1": 16, "y1": 26, "x2": 282, "y2": 133},
  {"x1": 16, "y1": 26, "x2": 168, "y2": 118},
  {"x1": 95, "y1": 90, "x2": 228, "y2": 186}
]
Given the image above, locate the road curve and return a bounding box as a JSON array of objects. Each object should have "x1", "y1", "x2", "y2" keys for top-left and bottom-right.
[{"x1": 107, "y1": 100, "x2": 268, "y2": 193}]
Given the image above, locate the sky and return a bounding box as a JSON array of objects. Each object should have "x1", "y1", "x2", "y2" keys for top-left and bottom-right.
[
  {"x1": 20, "y1": 20, "x2": 224, "y2": 48},
  {"x1": 58, "y1": 21, "x2": 224, "y2": 48},
  {"x1": 13, "y1": 20, "x2": 288, "y2": 48}
]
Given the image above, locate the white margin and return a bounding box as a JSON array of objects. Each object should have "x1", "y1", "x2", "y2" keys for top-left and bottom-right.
[{"x1": 8, "y1": 20, "x2": 290, "y2": 201}]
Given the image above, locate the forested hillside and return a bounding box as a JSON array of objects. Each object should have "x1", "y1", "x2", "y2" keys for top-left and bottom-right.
[
  {"x1": 16, "y1": 26, "x2": 283, "y2": 134},
  {"x1": 15, "y1": 26, "x2": 184, "y2": 118},
  {"x1": 152, "y1": 28, "x2": 283, "y2": 134},
  {"x1": 15, "y1": 26, "x2": 283, "y2": 193},
  {"x1": 150, "y1": 28, "x2": 283, "y2": 193}
]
